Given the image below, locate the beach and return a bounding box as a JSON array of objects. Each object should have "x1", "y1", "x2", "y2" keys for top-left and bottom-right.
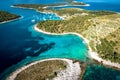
[
  {"x1": 34, "y1": 25, "x2": 120, "y2": 69},
  {"x1": 0, "y1": 16, "x2": 22, "y2": 24},
  {"x1": 1, "y1": 0, "x2": 120, "y2": 80}
]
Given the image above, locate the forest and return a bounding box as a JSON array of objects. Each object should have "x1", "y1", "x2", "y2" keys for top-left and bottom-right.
[{"x1": 0, "y1": 11, "x2": 20, "y2": 22}]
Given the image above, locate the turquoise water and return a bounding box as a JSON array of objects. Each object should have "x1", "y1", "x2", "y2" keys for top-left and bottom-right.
[
  {"x1": 0, "y1": 11, "x2": 87, "y2": 80},
  {"x1": 0, "y1": 0, "x2": 120, "y2": 80},
  {"x1": 83, "y1": 64, "x2": 120, "y2": 80}
]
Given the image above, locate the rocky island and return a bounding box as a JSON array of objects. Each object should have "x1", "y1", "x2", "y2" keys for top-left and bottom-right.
[{"x1": 7, "y1": 58, "x2": 86, "y2": 80}]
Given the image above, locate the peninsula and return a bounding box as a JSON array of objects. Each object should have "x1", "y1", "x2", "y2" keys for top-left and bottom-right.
[
  {"x1": 14, "y1": 3, "x2": 120, "y2": 66},
  {"x1": 0, "y1": 11, "x2": 20, "y2": 23},
  {"x1": 7, "y1": 2, "x2": 120, "y2": 80},
  {"x1": 13, "y1": 2, "x2": 88, "y2": 12},
  {"x1": 36, "y1": 9, "x2": 120, "y2": 68}
]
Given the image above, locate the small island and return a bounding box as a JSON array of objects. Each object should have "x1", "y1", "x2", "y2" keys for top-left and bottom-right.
[
  {"x1": 0, "y1": 11, "x2": 20, "y2": 23},
  {"x1": 7, "y1": 59, "x2": 85, "y2": 80}
]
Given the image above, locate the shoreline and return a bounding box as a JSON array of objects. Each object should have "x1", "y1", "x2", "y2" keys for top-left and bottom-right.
[
  {"x1": 34, "y1": 25, "x2": 89, "y2": 44},
  {"x1": 34, "y1": 25, "x2": 120, "y2": 69},
  {"x1": 11, "y1": 3, "x2": 90, "y2": 9},
  {"x1": 47, "y1": 4, "x2": 90, "y2": 8},
  {"x1": 11, "y1": 5, "x2": 86, "y2": 20},
  {"x1": 0, "y1": 16, "x2": 23, "y2": 24},
  {"x1": 11, "y1": 5, "x2": 64, "y2": 20},
  {"x1": 1, "y1": 2, "x2": 119, "y2": 80},
  {"x1": 7, "y1": 58, "x2": 82, "y2": 80}
]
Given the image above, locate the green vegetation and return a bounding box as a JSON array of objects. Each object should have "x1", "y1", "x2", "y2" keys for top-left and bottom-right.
[
  {"x1": 96, "y1": 38, "x2": 120, "y2": 63},
  {"x1": 37, "y1": 8, "x2": 116, "y2": 34},
  {"x1": 0, "y1": 11, "x2": 20, "y2": 22},
  {"x1": 13, "y1": 2, "x2": 87, "y2": 11},
  {"x1": 64, "y1": 0, "x2": 86, "y2": 5},
  {"x1": 71, "y1": 2, "x2": 87, "y2": 5},
  {"x1": 53, "y1": 8, "x2": 88, "y2": 16},
  {"x1": 37, "y1": 14, "x2": 92, "y2": 33},
  {"x1": 96, "y1": 27, "x2": 120, "y2": 63},
  {"x1": 13, "y1": 4, "x2": 116, "y2": 16},
  {"x1": 15, "y1": 60, "x2": 67, "y2": 80},
  {"x1": 89, "y1": 10, "x2": 117, "y2": 16},
  {"x1": 64, "y1": 0, "x2": 73, "y2": 3},
  {"x1": 14, "y1": 4, "x2": 45, "y2": 9},
  {"x1": 36, "y1": 8, "x2": 120, "y2": 63},
  {"x1": 14, "y1": 3, "x2": 120, "y2": 63},
  {"x1": 13, "y1": 4, "x2": 66, "y2": 12}
]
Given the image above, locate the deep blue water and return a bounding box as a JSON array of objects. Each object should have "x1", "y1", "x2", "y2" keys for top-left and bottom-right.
[{"x1": 0, "y1": 0, "x2": 120, "y2": 80}]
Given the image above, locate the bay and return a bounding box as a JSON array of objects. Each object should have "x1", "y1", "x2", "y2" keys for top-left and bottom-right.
[{"x1": 0, "y1": 0, "x2": 120, "y2": 80}]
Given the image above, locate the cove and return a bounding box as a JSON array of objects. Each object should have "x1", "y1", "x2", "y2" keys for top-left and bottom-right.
[
  {"x1": 0, "y1": 0, "x2": 120, "y2": 80},
  {"x1": 0, "y1": 1, "x2": 88, "y2": 79},
  {"x1": 0, "y1": 12, "x2": 87, "y2": 79}
]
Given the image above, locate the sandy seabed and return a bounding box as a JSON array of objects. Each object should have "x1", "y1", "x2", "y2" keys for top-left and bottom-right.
[{"x1": 34, "y1": 25, "x2": 120, "y2": 69}]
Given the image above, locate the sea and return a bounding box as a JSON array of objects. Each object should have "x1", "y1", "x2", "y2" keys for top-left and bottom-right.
[{"x1": 0, "y1": 0, "x2": 120, "y2": 80}]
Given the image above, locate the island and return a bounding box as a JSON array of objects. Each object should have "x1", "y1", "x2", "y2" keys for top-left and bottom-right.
[
  {"x1": 13, "y1": 1, "x2": 88, "y2": 12},
  {"x1": 0, "y1": 11, "x2": 20, "y2": 23},
  {"x1": 7, "y1": 58, "x2": 86, "y2": 80},
  {"x1": 7, "y1": 2, "x2": 120, "y2": 80}
]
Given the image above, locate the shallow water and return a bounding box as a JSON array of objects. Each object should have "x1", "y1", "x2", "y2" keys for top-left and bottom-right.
[{"x1": 0, "y1": 0, "x2": 120, "y2": 80}]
